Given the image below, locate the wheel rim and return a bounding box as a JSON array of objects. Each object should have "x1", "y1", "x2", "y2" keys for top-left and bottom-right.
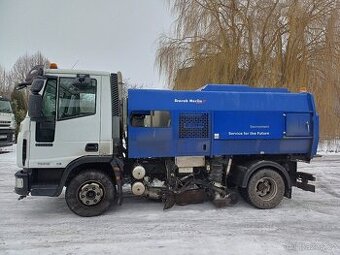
[
  {"x1": 255, "y1": 177, "x2": 278, "y2": 201},
  {"x1": 78, "y1": 182, "x2": 104, "y2": 206}
]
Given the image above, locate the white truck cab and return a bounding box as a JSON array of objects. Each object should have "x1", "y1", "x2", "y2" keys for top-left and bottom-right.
[
  {"x1": 17, "y1": 67, "x2": 115, "y2": 169},
  {"x1": 15, "y1": 64, "x2": 124, "y2": 215},
  {"x1": 0, "y1": 96, "x2": 16, "y2": 148}
]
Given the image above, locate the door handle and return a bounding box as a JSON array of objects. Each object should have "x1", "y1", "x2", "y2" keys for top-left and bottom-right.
[
  {"x1": 306, "y1": 121, "x2": 310, "y2": 134},
  {"x1": 85, "y1": 143, "x2": 98, "y2": 152}
]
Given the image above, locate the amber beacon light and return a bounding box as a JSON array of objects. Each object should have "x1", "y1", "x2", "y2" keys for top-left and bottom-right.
[{"x1": 49, "y1": 63, "x2": 58, "y2": 69}]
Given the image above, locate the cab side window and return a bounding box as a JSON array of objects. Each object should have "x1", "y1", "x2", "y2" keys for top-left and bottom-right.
[
  {"x1": 41, "y1": 79, "x2": 57, "y2": 118},
  {"x1": 58, "y1": 78, "x2": 97, "y2": 120},
  {"x1": 36, "y1": 78, "x2": 57, "y2": 142}
]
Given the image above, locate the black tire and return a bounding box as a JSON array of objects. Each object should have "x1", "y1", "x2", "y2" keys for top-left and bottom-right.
[
  {"x1": 246, "y1": 168, "x2": 285, "y2": 209},
  {"x1": 65, "y1": 169, "x2": 115, "y2": 217}
]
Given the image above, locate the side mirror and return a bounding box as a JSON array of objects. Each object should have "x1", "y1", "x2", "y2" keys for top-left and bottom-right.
[
  {"x1": 31, "y1": 78, "x2": 45, "y2": 94},
  {"x1": 17, "y1": 65, "x2": 44, "y2": 89},
  {"x1": 28, "y1": 94, "x2": 43, "y2": 121},
  {"x1": 28, "y1": 78, "x2": 46, "y2": 121}
]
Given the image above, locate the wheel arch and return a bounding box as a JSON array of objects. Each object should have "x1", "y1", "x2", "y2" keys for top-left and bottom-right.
[
  {"x1": 54, "y1": 156, "x2": 114, "y2": 196},
  {"x1": 231, "y1": 160, "x2": 292, "y2": 198}
]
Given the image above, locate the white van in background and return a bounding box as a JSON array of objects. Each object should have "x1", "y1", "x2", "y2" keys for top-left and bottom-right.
[{"x1": 0, "y1": 96, "x2": 16, "y2": 147}]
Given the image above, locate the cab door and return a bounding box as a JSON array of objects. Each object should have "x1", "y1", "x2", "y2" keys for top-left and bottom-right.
[{"x1": 28, "y1": 75, "x2": 101, "y2": 169}]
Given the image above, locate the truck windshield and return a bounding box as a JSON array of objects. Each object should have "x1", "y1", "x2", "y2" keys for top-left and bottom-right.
[{"x1": 0, "y1": 100, "x2": 12, "y2": 113}]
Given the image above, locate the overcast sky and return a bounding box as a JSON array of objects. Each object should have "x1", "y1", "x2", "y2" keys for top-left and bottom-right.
[{"x1": 0, "y1": 0, "x2": 173, "y2": 87}]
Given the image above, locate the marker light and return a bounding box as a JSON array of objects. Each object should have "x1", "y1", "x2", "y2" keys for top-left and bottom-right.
[{"x1": 49, "y1": 63, "x2": 58, "y2": 69}]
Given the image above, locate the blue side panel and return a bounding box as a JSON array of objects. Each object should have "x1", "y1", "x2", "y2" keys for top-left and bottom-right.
[
  {"x1": 213, "y1": 111, "x2": 284, "y2": 140},
  {"x1": 286, "y1": 113, "x2": 311, "y2": 137},
  {"x1": 127, "y1": 89, "x2": 311, "y2": 112},
  {"x1": 128, "y1": 126, "x2": 174, "y2": 158},
  {"x1": 212, "y1": 139, "x2": 312, "y2": 156},
  {"x1": 177, "y1": 138, "x2": 210, "y2": 156},
  {"x1": 127, "y1": 87, "x2": 319, "y2": 159}
]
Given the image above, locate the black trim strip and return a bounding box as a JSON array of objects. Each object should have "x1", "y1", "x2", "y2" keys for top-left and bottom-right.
[
  {"x1": 22, "y1": 139, "x2": 27, "y2": 166},
  {"x1": 35, "y1": 143, "x2": 53, "y2": 147}
]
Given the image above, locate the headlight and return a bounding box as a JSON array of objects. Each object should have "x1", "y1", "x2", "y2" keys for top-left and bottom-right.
[
  {"x1": 11, "y1": 116, "x2": 16, "y2": 129},
  {"x1": 15, "y1": 177, "x2": 24, "y2": 188}
]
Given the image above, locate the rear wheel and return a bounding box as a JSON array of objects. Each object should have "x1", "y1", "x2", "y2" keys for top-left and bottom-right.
[
  {"x1": 65, "y1": 169, "x2": 115, "y2": 217},
  {"x1": 246, "y1": 168, "x2": 285, "y2": 209}
]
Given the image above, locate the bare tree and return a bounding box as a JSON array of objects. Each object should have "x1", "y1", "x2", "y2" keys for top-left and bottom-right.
[
  {"x1": 0, "y1": 65, "x2": 11, "y2": 98},
  {"x1": 0, "y1": 65, "x2": 6, "y2": 96},
  {"x1": 10, "y1": 51, "x2": 49, "y2": 86},
  {"x1": 3, "y1": 52, "x2": 50, "y2": 135},
  {"x1": 122, "y1": 79, "x2": 145, "y2": 99}
]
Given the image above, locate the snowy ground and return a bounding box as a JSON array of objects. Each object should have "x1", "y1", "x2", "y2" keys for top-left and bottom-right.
[
  {"x1": 0, "y1": 146, "x2": 339, "y2": 255},
  {"x1": 318, "y1": 139, "x2": 340, "y2": 154}
]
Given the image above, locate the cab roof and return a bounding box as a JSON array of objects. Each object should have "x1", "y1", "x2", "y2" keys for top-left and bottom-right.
[{"x1": 45, "y1": 68, "x2": 111, "y2": 76}]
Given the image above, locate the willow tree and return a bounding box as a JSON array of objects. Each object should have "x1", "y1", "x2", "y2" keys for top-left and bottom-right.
[{"x1": 157, "y1": 0, "x2": 340, "y2": 138}]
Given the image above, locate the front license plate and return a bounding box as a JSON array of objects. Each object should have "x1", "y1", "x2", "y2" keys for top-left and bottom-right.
[{"x1": 0, "y1": 135, "x2": 7, "y2": 139}]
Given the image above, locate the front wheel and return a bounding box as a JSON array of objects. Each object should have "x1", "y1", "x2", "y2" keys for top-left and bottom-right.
[
  {"x1": 246, "y1": 168, "x2": 285, "y2": 209},
  {"x1": 65, "y1": 169, "x2": 115, "y2": 217}
]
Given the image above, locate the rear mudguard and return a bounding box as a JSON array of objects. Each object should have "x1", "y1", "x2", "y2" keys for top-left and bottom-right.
[{"x1": 229, "y1": 160, "x2": 292, "y2": 198}]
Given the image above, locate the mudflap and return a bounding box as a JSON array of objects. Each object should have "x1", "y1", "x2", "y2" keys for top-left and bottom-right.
[{"x1": 110, "y1": 158, "x2": 124, "y2": 205}]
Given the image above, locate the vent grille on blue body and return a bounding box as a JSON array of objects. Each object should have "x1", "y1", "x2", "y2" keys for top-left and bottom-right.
[{"x1": 179, "y1": 113, "x2": 209, "y2": 139}]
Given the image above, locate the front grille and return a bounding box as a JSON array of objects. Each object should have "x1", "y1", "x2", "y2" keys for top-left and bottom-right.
[
  {"x1": 0, "y1": 121, "x2": 11, "y2": 127},
  {"x1": 0, "y1": 129, "x2": 13, "y2": 142},
  {"x1": 179, "y1": 113, "x2": 209, "y2": 139}
]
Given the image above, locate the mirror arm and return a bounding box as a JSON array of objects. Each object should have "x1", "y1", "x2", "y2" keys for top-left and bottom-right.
[{"x1": 16, "y1": 82, "x2": 30, "y2": 90}]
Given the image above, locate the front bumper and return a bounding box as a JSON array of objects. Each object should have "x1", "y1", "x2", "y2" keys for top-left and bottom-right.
[
  {"x1": 14, "y1": 169, "x2": 61, "y2": 197},
  {"x1": 14, "y1": 170, "x2": 30, "y2": 196}
]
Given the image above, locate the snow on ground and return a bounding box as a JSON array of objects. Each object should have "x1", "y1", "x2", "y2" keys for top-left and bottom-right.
[
  {"x1": 318, "y1": 139, "x2": 340, "y2": 154},
  {"x1": 0, "y1": 146, "x2": 339, "y2": 255}
]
